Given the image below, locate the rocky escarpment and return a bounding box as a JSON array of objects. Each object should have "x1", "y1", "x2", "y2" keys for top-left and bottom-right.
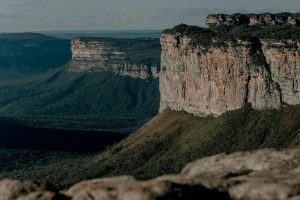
[
  {"x1": 160, "y1": 14, "x2": 300, "y2": 117},
  {"x1": 207, "y1": 13, "x2": 300, "y2": 27},
  {"x1": 69, "y1": 38, "x2": 160, "y2": 79},
  {"x1": 3, "y1": 148, "x2": 300, "y2": 200}
]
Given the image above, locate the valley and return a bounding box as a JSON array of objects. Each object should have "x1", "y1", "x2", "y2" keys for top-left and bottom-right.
[
  {"x1": 0, "y1": 31, "x2": 161, "y2": 190},
  {"x1": 0, "y1": 120, "x2": 126, "y2": 152},
  {"x1": 1, "y1": 11, "x2": 300, "y2": 200},
  {"x1": 0, "y1": 33, "x2": 160, "y2": 132},
  {"x1": 0, "y1": 69, "x2": 159, "y2": 132},
  {"x1": 2, "y1": 104, "x2": 300, "y2": 189},
  {"x1": 0, "y1": 119, "x2": 126, "y2": 189}
]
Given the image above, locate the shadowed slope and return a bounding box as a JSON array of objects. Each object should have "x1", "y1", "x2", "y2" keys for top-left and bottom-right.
[
  {"x1": 0, "y1": 68, "x2": 159, "y2": 132},
  {"x1": 82, "y1": 105, "x2": 300, "y2": 181},
  {"x1": 2, "y1": 105, "x2": 300, "y2": 189}
]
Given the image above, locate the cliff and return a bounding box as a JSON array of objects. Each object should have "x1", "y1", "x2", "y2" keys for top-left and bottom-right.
[
  {"x1": 3, "y1": 148, "x2": 300, "y2": 200},
  {"x1": 160, "y1": 14, "x2": 300, "y2": 117},
  {"x1": 207, "y1": 12, "x2": 300, "y2": 27},
  {"x1": 69, "y1": 37, "x2": 160, "y2": 79}
]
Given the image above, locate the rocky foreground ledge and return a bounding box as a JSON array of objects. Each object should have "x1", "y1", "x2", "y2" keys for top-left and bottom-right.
[{"x1": 2, "y1": 148, "x2": 300, "y2": 200}]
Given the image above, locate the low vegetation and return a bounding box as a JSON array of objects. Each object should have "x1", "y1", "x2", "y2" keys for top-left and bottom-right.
[
  {"x1": 162, "y1": 23, "x2": 300, "y2": 48},
  {"x1": 0, "y1": 69, "x2": 159, "y2": 132},
  {"x1": 0, "y1": 33, "x2": 71, "y2": 75},
  {"x1": 1, "y1": 105, "x2": 300, "y2": 189},
  {"x1": 0, "y1": 33, "x2": 161, "y2": 132},
  {"x1": 85, "y1": 105, "x2": 300, "y2": 180}
]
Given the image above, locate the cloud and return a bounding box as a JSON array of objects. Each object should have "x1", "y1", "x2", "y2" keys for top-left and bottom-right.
[
  {"x1": 6, "y1": 0, "x2": 45, "y2": 7},
  {"x1": 0, "y1": 13, "x2": 28, "y2": 19},
  {"x1": 0, "y1": 0, "x2": 299, "y2": 31}
]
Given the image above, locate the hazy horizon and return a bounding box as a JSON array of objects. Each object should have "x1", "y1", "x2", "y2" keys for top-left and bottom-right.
[
  {"x1": 0, "y1": 29, "x2": 162, "y2": 34},
  {"x1": 0, "y1": 0, "x2": 300, "y2": 32}
]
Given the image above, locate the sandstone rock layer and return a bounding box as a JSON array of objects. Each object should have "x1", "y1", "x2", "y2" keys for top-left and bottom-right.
[
  {"x1": 160, "y1": 23, "x2": 300, "y2": 116},
  {"x1": 69, "y1": 38, "x2": 160, "y2": 79}
]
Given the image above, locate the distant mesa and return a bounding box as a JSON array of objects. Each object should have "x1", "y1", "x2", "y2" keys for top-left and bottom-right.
[
  {"x1": 206, "y1": 12, "x2": 300, "y2": 27},
  {"x1": 69, "y1": 37, "x2": 160, "y2": 79}
]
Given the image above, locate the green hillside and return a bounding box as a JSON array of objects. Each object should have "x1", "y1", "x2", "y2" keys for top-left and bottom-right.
[
  {"x1": 2, "y1": 105, "x2": 300, "y2": 189},
  {"x1": 0, "y1": 68, "x2": 159, "y2": 132},
  {"x1": 73, "y1": 105, "x2": 300, "y2": 181},
  {"x1": 0, "y1": 33, "x2": 71, "y2": 76},
  {"x1": 0, "y1": 33, "x2": 161, "y2": 131}
]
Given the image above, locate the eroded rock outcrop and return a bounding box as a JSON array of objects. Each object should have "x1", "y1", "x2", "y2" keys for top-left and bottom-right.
[
  {"x1": 160, "y1": 16, "x2": 300, "y2": 116},
  {"x1": 207, "y1": 13, "x2": 300, "y2": 27},
  {"x1": 3, "y1": 148, "x2": 300, "y2": 200},
  {"x1": 69, "y1": 38, "x2": 160, "y2": 79},
  {"x1": 0, "y1": 179, "x2": 67, "y2": 200}
]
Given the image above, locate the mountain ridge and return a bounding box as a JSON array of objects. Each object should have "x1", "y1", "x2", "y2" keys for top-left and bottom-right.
[{"x1": 0, "y1": 32, "x2": 71, "y2": 75}]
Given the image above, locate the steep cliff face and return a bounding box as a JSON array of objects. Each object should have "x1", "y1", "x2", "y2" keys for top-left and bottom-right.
[
  {"x1": 69, "y1": 38, "x2": 160, "y2": 79},
  {"x1": 160, "y1": 16, "x2": 300, "y2": 116},
  {"x1": 261, "y1": 40, "x2": 300, "y2": 105}
]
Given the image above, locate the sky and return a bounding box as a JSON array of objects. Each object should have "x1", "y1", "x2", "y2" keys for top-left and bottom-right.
[{"x1": 0, "y1": 0, "x2": 300, "y2": 32}]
